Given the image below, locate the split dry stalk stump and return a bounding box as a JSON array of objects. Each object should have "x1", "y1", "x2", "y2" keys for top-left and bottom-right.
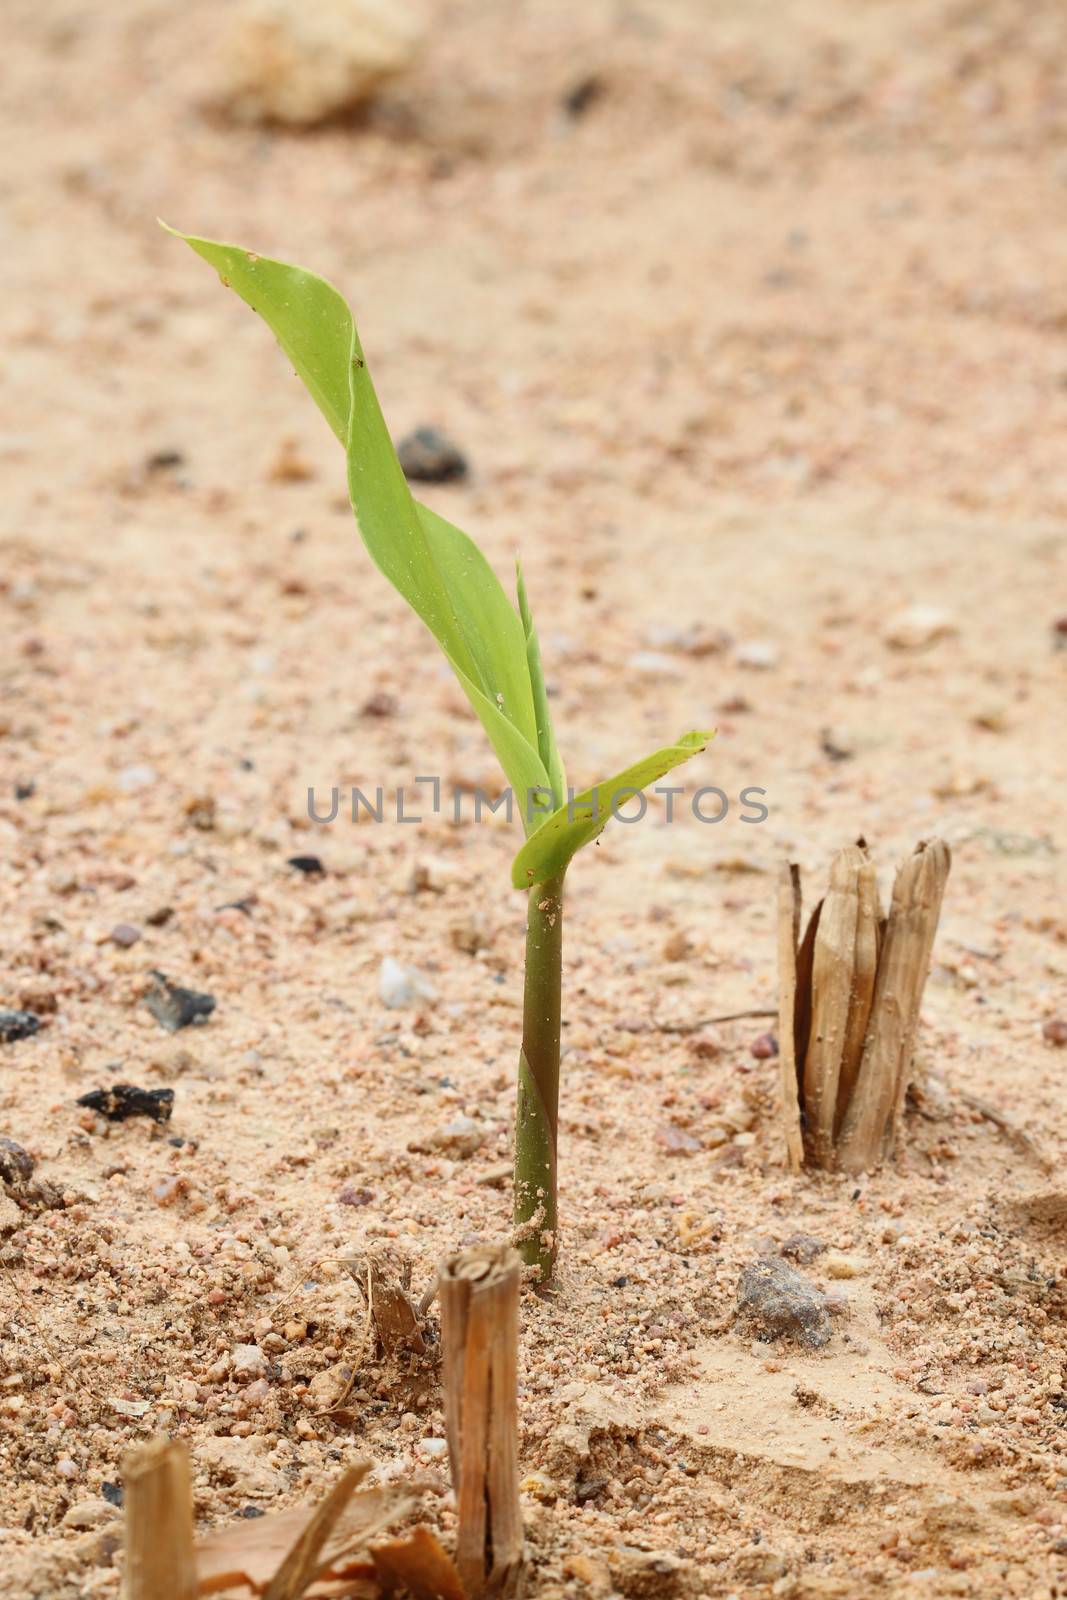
[
  {"x1": 438, "y1": 1244, "x2": 525, "y2": 1600},
  {"x1": 778, "y1": 837, "x2": 951, "y2": 1174}
]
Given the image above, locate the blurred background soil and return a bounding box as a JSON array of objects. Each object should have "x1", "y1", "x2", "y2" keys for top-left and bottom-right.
[{"x1": 1, "y1": 1, "x2": 1065, "y2": 1596}]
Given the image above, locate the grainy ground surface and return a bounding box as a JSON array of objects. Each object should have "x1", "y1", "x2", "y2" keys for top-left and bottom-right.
[{"x1": 2, "y1": 1, "x2": 1066, "y2": 1596}]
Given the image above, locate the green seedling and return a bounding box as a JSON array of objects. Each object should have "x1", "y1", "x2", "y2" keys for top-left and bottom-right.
[{"x1": 168, "y1": 228, "x2": 711, "y2": 1279}]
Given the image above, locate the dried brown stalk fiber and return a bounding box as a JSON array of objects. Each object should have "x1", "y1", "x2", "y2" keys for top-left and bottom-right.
[
  {"x1": 438, "y1": 1244, "x2": 524, "y2": 1600},
  {"x1": 123, "y1": 1436, "x2": 197, "y2": 1600},
  {"x1": 776, "y1": 863, "x2": 804, "y2": 1172},
  {"x1": 347, "y1": 1253, "x2": 426, "y2": 1357},
  {"x1": 779, "y1": 838, "x2": 950, "y2": 1174},
  {"x1": 262, "y1": 1464, "x2": 368, "y2": 1600},
  {"x1": 837, "y1": 839, "x2": 951, "y2": 1173}
]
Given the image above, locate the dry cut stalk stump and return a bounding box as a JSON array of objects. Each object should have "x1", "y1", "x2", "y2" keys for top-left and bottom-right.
[
  {"x1": 778, "y1": 837, "x2": 950, "y2": 1173},
  {"x1": 438, "y1": 1244, "x2": 525, "y2": 1599},
  {"x1": 122, "y1": 1436, "x2": 196, "y2": 1600}
]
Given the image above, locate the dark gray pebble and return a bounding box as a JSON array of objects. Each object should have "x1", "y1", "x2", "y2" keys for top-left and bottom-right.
[
  {"x1": 0, "y1": 1010, "x2": 41, "y2": 1044},
  {"x1": 0, "y1": 1136, "x2": 35, "y2": 1184},
  {"x1": 396, "y1": 426, "x2": 468, "y2": 484},
  {"x1": 737, "y1": 1255, "x2": 831, "y2": 1348},
  {"x1": 145, "y1": 972, "x2": 216, "y2": 1032},
  {"x1": 562, "y1": 73, "x2": 604, "y2": 118},
  {"x1": 779, "y1": 1232, "x2": 826, "y2": 1265}
]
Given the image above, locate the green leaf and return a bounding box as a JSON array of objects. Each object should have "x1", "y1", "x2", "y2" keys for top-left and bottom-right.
[
  {"x1": 166, "y1": 226, "x2": 552, "y2": 824},
  {"x1": 510, "y1": 730, "x2": 714, "y2": 889},
  {"x1": 516, "y1": 563, "x2": 566, "y2": 808}
]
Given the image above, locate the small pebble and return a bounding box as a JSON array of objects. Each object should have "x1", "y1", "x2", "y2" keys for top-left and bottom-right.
[
  {"x1": 0, "y1": 1010, "x2": 41, "y2": 1044},
  {"x1": 361, "y1": 690, "x2": 398, "y2": 718},
  {"x1": 475, "y1": 1163, "x2": 511, "y2": 1189},
  {"x1": 628, "y1": 650, "x2": 680, "y2": 679},
  {"x1": 287, "y1": 854, "x2": 325, "y2": 876},
  {"x1": 379, "y1": 956, "x2": 436, "y2": 1009},
  {"x1": 823, "y1": 1252, "x2": 867, "y2": 1279},
  {"x1": 76, "y1": 1085, "x2": 174, "y2": 1125},
  {"x1": 145, "y1": 448, "x2": 184, "y2": 473},
  {"x1": 779, "y1": 1232, "x2": 825, "y2": 1265},
  {"x1": 232, "y1": 1344, "x2": 267, "y2": 1380},
  {"x1": 110, "y1": 923, "x2": 141, "y2": 948},
  {"x1": 416, "y1": 1116, "x2": 489, "y2": 1158},
  {"x1": 1042, "y1": 1018, "x2": 1067, "y2": 1047},
  {"x1": 688, "y1": 1030, "x2": 721, "y2": 1060},
  {"x1": 882, "y1": 604, "x2": 955, "y2": 650},
  {"x1": 0, "y1": 1137, "x2": 35, "y2": 1185},
  {"x1": 655, "y1": 1124, "x2": 702, "y2": 1156},
  {"x1": 145, "y1": 971, "x2": 217, "y2": 1032},
  {"x1": 750, "y1": 1031, "x2": 779, "y2": 1059},
  {"x1": 397, "y1": 426, "x2": 468, "y2": 484},
  {"x1": 819, "y1": 726, "x2": 854, "y2": 762},
  {"x1": 62, "y1": 1498, "x2": 118, "y2": 1530},
  {"x1": 735, "y1": 639, "x2": 780, "y2": 670},
  {"x1": 662, "y1": 930, "x2": 693, "y2": 962},
  {"x1": 117, "y1": 763, "x2": 158, "y2": 793},
  {"x1": 737, "y1": 1256, "x2": 832, "y2": 1348},
  {"x1": 520, "y1": 1470, "x2": 557, "y2": 1501},
  {"x1": 561, "y1": 72, "x2": 604, "y2": 118}
]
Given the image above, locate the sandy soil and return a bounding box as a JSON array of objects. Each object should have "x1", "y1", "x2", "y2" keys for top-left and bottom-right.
[{"x1": 2, "y1": 0, "x2": 1066, "y2": 1595}]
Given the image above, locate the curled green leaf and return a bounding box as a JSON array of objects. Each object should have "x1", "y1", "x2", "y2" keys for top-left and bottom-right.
[{"x1": 510, "y1": 730, "x2": 715, "y2": 889}]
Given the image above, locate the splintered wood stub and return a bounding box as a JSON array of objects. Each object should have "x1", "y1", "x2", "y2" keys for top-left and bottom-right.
[
  {"x1": 123, "y1": 1436, "x2": 196, "y2": 1600},
  {"x1": 835, "y1": 847, "x2": 882, "y2": 1137},
  {"x1": 779, "y1": 837, "x2": 949, "y2": 1175},
  {"x1": 438, "y1": 1244, "x2": 524, "y2": 1599},
  {"x1": 776, "y1": 862, "x2": 804, "y2": 1171},
  {"x1": 837, "y1": 838, "x2": 951, "y2": 1173},
  {"x1": 803, "y1": 843, "x2": 866, "y2": 1167}
]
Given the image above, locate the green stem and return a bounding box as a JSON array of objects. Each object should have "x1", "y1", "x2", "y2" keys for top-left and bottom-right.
[{"x1": 514, "y1": 870, "x2": 565, "y2": 1281}]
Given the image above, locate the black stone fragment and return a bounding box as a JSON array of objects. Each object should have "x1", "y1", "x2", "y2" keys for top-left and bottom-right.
[
  {"x1": 0, "y1": 1010, "x2": 41, "y2": 1044},
  {"x1": 287, "y1": 855, "x2": 325, "y2": 876},
  {"x1": 101, "y1": 1481, "x2": 124, "y2": 1508},
  {"x1": 77, "y1": 1084, "x2": 175, "y2": 1124},
  {"x1": 562, "y1": 73, "x2": 604, "y2": 118},
  {"x1": 14, "y1": 781, "x2": 35, "y2": 800},
  {"x1": 145, "y1": 971, "x2": 216, "y2": 1032},
  {"x1": 145, "y1": 449, "x2": 184, "y2": 472},
  {"x1": 396, "y1": 426, "x2": 468, "y2": 484}
]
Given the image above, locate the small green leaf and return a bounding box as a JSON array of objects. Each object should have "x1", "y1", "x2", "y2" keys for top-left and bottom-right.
[
  {"x1": 516, "y1": 563, "x2": 566, "y2": 809},
  {"x1": 510, "y1": 731, "x2": 714, "y2": 889},
  {"x1": 167, "y1": 226, "x2": 551, "y2": 823}
]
